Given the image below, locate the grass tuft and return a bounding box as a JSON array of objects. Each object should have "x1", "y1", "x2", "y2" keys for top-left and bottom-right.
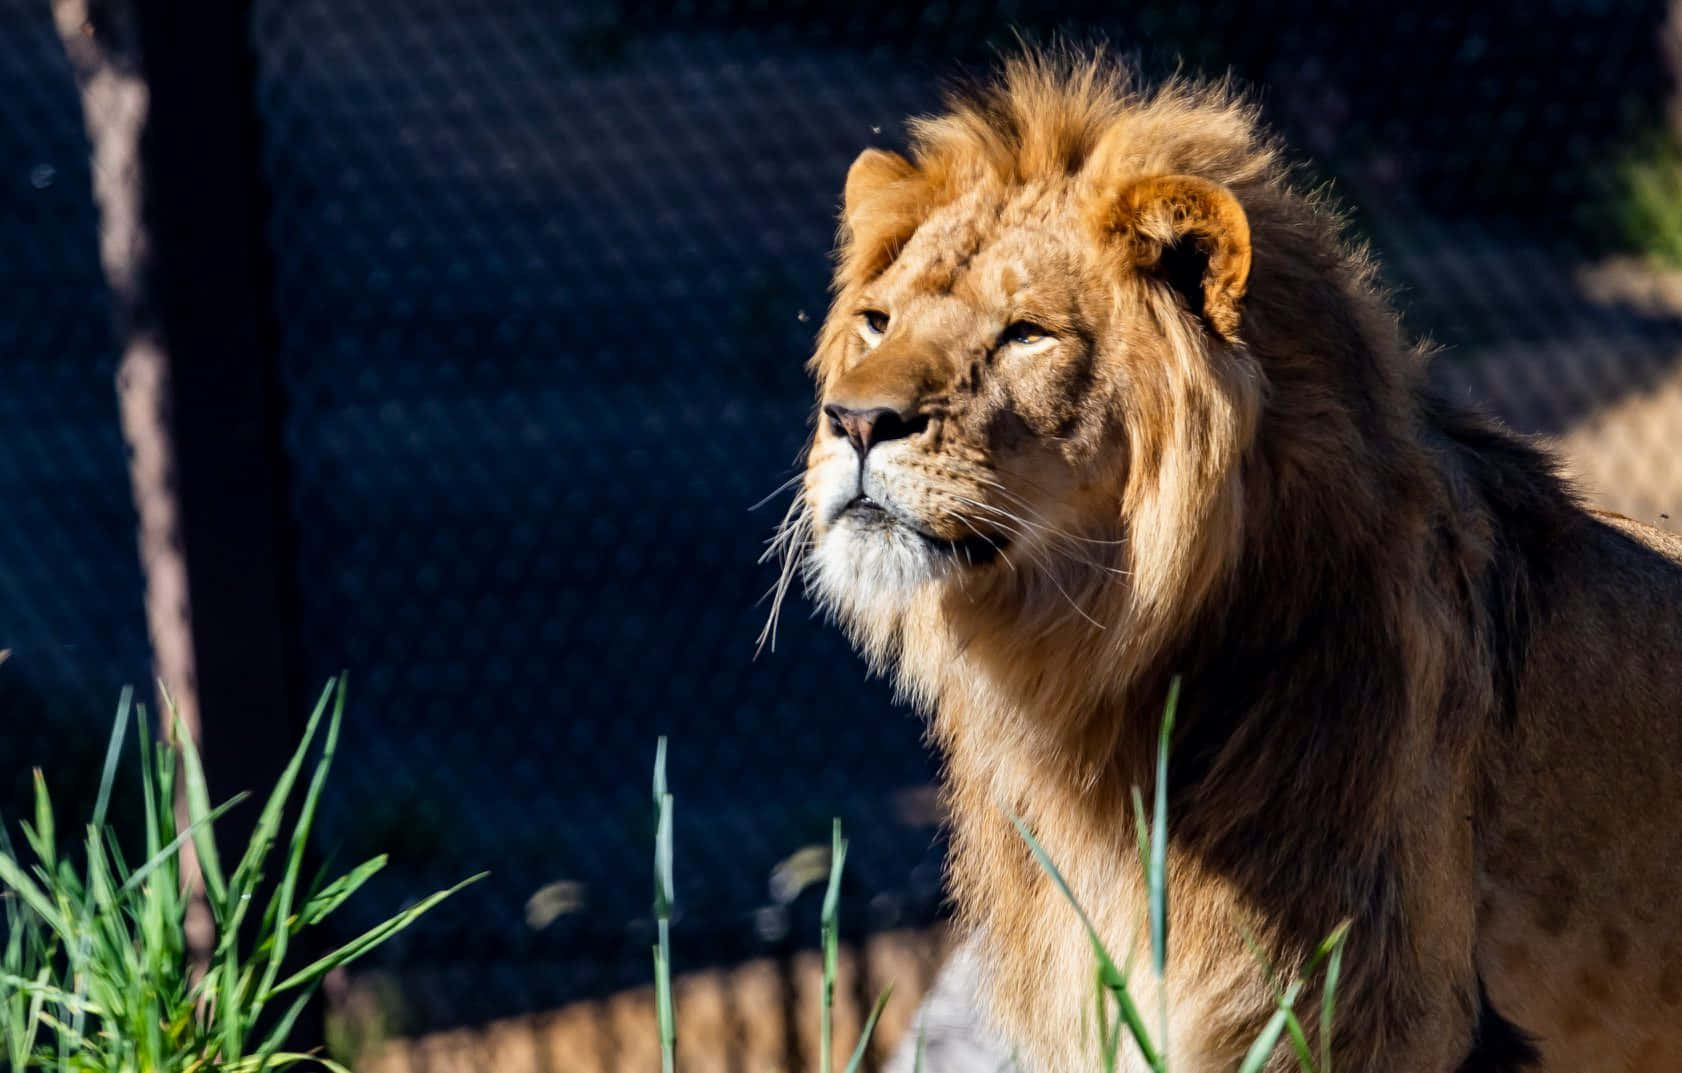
[{"x1": 0, "y1": 679, "x2": 481, "y2": 1073}]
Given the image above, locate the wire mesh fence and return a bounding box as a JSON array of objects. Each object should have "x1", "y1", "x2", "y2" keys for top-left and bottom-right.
[
  {"x1": 0, "y1": 0, "x2": 149, "y2": 821},
  {"x1": 5, "y1": 1, "x2": 1682, "y2": 1070}
]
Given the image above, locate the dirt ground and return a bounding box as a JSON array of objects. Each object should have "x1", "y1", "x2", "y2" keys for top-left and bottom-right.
[{"x1": 348, "y1": 928, "x2": 958, "y2": 1073}]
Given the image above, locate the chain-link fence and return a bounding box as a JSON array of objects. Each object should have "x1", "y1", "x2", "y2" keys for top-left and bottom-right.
[
  {"x1": 0, "y1": 0, "x2": 149, "y2": 822},
  {"x1": 5, "y1": 1, "x2": 1682, "y2": 1070}
]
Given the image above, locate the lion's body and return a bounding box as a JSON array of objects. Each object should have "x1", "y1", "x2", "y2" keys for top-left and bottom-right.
[
  {"x1": 784, "y1": 51, "x2": 1682, "y2": 1073},
  {"x1": 1479, "y1": 512, "x2": 1682, "y2": 1070}
]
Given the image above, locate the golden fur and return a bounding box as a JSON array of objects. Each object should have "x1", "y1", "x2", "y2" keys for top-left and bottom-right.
[{"x1": 773, "y1": 50, "x2": 1682, "y2": 1073}]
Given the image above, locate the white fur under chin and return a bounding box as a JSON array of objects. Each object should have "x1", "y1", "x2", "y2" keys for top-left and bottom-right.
[{"x1": 810, "y1": 515, "x2": 953, "y2": 625}]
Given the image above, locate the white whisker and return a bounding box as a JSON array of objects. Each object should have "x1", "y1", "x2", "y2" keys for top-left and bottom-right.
[
  {"x1": 749, "y1": 471, "x2": 808, "y2": 513},
  {"x1": 756, "y1": 490, "x2": 813, "y2": 656},
  {"x1": 883, "y1": 475, "x2": 1111, "y2": 631},
  {"x1": 956, "y1": 512, "x2": 1018, "y2": 573}
]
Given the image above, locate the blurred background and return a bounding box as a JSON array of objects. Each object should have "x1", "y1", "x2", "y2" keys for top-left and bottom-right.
[{"x1": 3, "y1": 0, "x2": 1681, "y2": 1070}]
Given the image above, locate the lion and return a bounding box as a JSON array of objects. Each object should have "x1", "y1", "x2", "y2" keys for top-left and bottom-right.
[{"x1": 769, "y1": 49, "x2": 1682, "y2": 1073}]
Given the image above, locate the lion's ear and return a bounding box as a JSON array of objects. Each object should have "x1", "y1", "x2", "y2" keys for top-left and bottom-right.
[
  {"x1": 844, "y1": 148, "x2": 916, "y2": 219},
  {"x1": 1093, "y1": 174, "x2": 1251, "y2": 343},
  {"x1": 840, "y1": 148, "x2": 925, "y2": 280}
]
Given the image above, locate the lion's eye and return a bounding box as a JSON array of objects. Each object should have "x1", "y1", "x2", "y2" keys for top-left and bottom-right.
[
  {"x1": 860, "y1": 310, "x2": 890, "y2": 337},
  {"x1": 1002, "y1": 321, "x2": 1050, "y2": 347}
]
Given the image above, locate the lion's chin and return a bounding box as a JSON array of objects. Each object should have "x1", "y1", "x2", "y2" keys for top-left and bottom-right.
[{"x1": 811, "y1": 506, "x2": 1006, "y2": 623}]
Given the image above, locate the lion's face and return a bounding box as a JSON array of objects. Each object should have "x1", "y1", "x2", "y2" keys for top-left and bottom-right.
[
  {"x1": 803, "y1": 186, "x2": 1125, "y2": 621},
  {"x1": 795, "y1": 137, "x2": 1257, "y2": 648}
]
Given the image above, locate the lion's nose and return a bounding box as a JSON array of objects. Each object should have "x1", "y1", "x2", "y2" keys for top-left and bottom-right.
[{"x1": 823, "y1": 401, "x2": 928, "y2": 457}]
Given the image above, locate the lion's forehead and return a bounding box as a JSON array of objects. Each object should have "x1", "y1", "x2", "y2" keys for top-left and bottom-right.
[{"x1": 879, "y1": 199, "x2": 1091, "y2": 321}]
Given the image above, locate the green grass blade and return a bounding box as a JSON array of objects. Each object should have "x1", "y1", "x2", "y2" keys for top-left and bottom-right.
[
  {"x1": 1149, "y1": 677, "x2": 1178, "y2": 981},
  {"x1": 841, "y1": 984, "x2": 893, "y2": 1073},
  {"x1": 1239, "y1": 1007, "x2": 1293, "y2": 1073},
  {"x1": 171, "y1": 695, "x2": 230, "y2": 912},
  {"x1": 263, "y1": 850, "x2": 336, "y2": 940},
  {"x1": 821, "y1": 819, "x2": 846, "y2": 925},
  {"x1": 1109, "y1": 990, "x2": 1161, "y2": 1073},
  {"x1": 26, "y1": 772, "x2": 54, "y2": 871},
  {"x1": 653, "y1": 940, "x2": 675, "y2": 1073},
  {"x1": 218, "y1": 678, "x2": 339, "y2": 967},
  {"x1": 222, "y1": 941, "x2": 245, "y2": 1066},
  {"x1": 137, "y1": 873, "x2": 176, "y2": 1019},
  {"x1": 652, "y1": 736, "x2": 668, "y2": 810},
  {"x1": 1319, "y1": 924, "x2": 1347, "y2": 1073},
  {"x1": 1092, "y1": 970, "x2": 1117, "y2": 1073},
  {"x1": 651, "y1": 737, "x2": 675, "y2": 1073},
  {"x1": 1103, "y1": 993, "x2": 1126, "y2": 1073},
  {"x1": 821, "y1": 818, "x2": 847, "y2": 1073},
  {"x1": 264, "y1": 872, "x2": 486, "y2": 997},
  {"x1": 1008, "y1": 815, "x2": 1121, "y2": 989},
  {"x1": 1125, "y1": 788, "x2": 1150, "y2": 985},
  {"x1": 296, "y1": 855, "x2": 386, "y2": 930},
  {"x1": 248, "y1": 982, "x2": 320, "y2": 1072},
  {"x1": 137, "y1": 704, "x2": 161, "y2": 860},
  {"x1": 652, "y1": 736, "x2": 672, "y2": 920},
  {"x1": 1298, "y1": 920, "x2": 1352, "y2": 983},
  {"x1": 1009, "y1": 814, "x2": 1162, "y2": 1071},
  {"x1": 1128, "y1": 785, "x2": 1149, "y2": 896},
  {"x1": 101, "y1": 826, "x2": 132, "y2": 887},
  {"x1": 149, "y1": 710, "x2": 180, "y2": 872},
  {"x1": 116, "y1": 792, "x2": 250, "y2": 901},
  {"x1": 654, "y1": 793, "x2": 674, "y2": 919},
  {"x1": 1238, "y1": 920, "x2": 1353, "y2": 1073},
  {"x1": 20, "y1": 967, "x2": 48, "y2": 1073},
  {"x1": 1236, "y1": 922, "x2": 1279, "y2": 996},
  {"x1": 0, "y1": 908, "x2": 24, "y2": 1073},
  {"x1": 1148, "y1": 675, "x2": 1176, "y2": 1064},
  {"x1": 0, "y1": 971, "x2": 81, "y2": 1010},
  {"x1": 0, "y1": 853, "x2": 68, "y2": 942},
  {"x1": 1283, "y1": 1010, "x2": 1316, "y2": 1071},
  {"x1": 912, "y1": 1019, "x2": 926, "y2": 1073},
  {"x1": 89, "y1": 687, "x2": 133, "y2": 835},
  {"x1": 252, "y1": 678, "x2": 346, "y2": 1011},
  {"x1": 230, "y1": 1049, "x2": 354, "y2": 1073},
  {"x1": 235, "y1": 679, "x2": 337, "y2": 894},
  {"x1": 0, "y1": 823, "x2": 22, "y2": 924},
  {"x1": 0, "y1": 944, "x2": 50, "y2": 1073},
  {"x1": 81, "y1": 826, "x2": 135, "y2": 986},
  {"x1": 132, "y1": 703, "x2": 183, "y2": 1004}
]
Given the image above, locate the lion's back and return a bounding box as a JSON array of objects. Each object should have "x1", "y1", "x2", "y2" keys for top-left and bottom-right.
[
  {"x1": 1478, "y1": 508, "x2": 1682, "y2": 1070},
  {"x1": 1593, "y1": 509, "x2": 1682, "y2": 563}
]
